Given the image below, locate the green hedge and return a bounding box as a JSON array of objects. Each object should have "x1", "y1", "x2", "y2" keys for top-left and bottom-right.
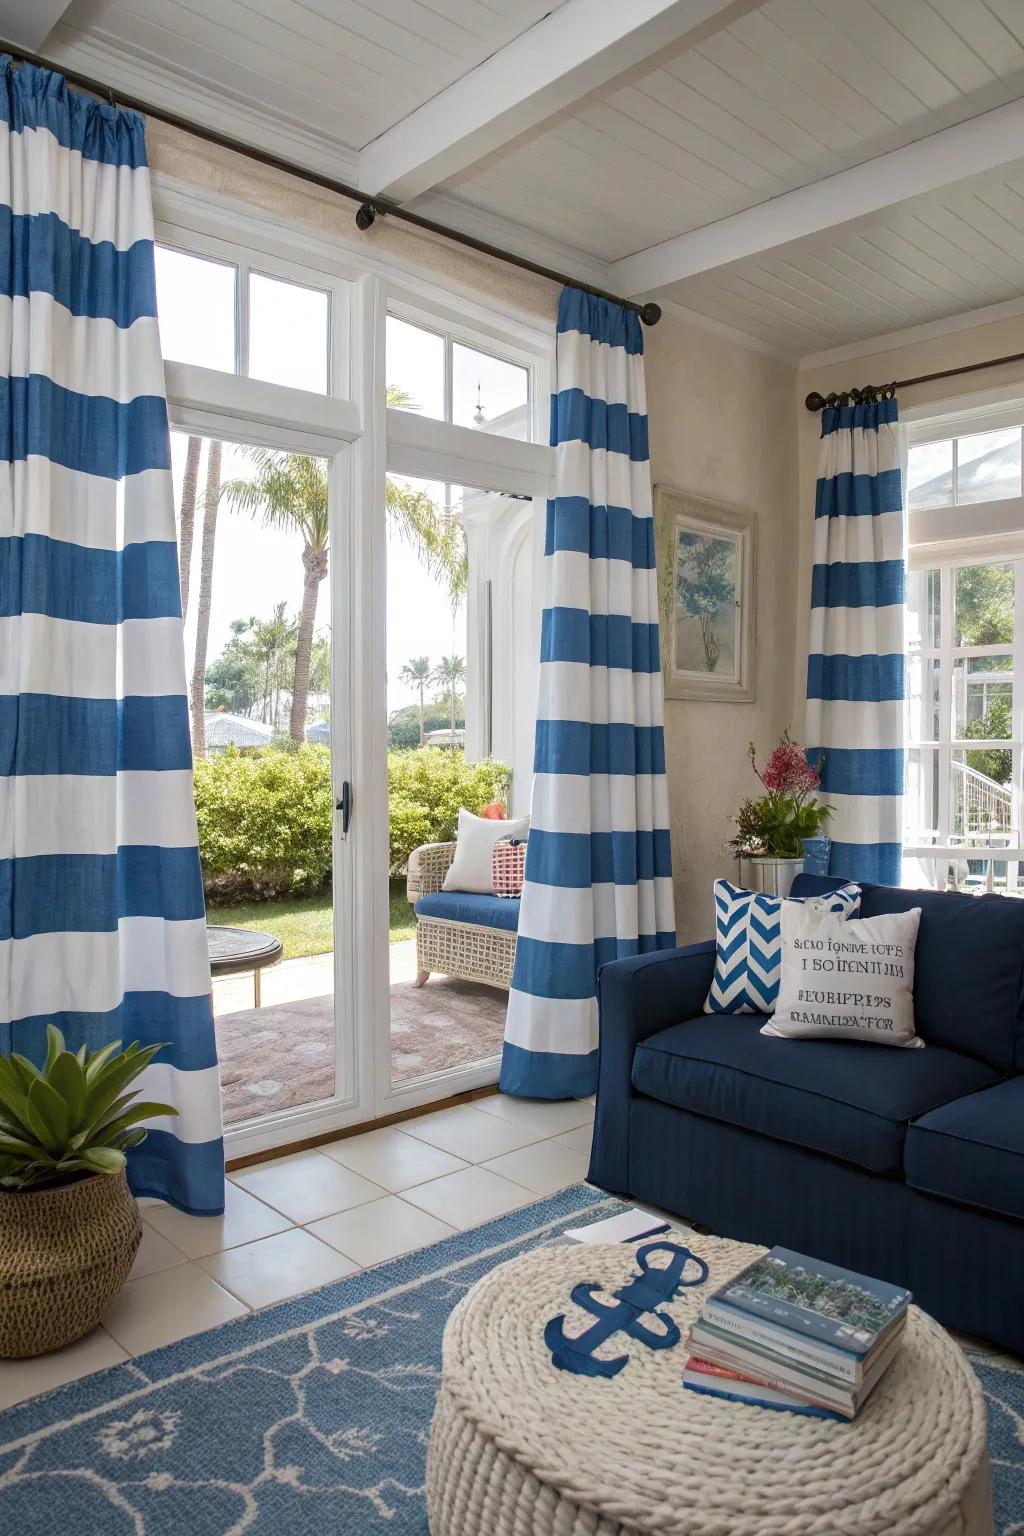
[
  {"x1": 194, "y1": 744, "x2": 511, "y2": 901},
  {"x1": 387, "y1": 749, "x2": 511, "y2": 872}
]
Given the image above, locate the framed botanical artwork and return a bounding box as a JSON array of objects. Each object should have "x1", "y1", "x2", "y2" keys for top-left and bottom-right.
[{"x1": 654, "y1": 485, "x2": 756, "y2": 703}]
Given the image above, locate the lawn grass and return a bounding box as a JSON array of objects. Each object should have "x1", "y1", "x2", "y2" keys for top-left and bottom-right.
[{"x1": 208, "y1": 878, "x2": 415, "y2": 960}]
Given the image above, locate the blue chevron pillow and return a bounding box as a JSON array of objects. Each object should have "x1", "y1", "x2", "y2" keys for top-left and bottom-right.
[{"x1": 704, "y1": 880, "x2": 861, "y2": 1016}]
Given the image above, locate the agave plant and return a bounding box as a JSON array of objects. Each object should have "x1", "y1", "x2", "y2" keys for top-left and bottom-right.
[{"x1": 0, "y1": 1027, "x2": 177, "y2": 1191}]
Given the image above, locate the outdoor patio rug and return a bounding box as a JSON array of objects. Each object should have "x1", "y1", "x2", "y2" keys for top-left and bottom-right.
[
  {"x1": 1, "y1": 1183, "x2": 1022, "y2": 1534},
  {"x1": 215, "y1": 977, "x2": 508, "y2": 1124}
]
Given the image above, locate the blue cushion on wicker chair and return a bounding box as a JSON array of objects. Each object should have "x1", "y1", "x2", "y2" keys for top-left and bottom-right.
[{"x1": 415, "y1": 891, "x2": 520, "y2": 933}]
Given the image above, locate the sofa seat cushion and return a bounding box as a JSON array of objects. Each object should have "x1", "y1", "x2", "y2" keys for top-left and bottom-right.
[
  {"x1": 415, "y1": 891, "x2": 519, "y2": 933},
  {"x1": 631, "y1": 1014, "x2": 1000, "y2": 1174},
  {"x1": 905, "y1": 1078, "x2": 1024, "y2": 1222}
]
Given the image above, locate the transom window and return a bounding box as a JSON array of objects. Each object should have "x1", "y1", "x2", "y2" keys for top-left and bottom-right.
[
  {"x1": 155, "y1": 244, "x2": 331, "y2": 395},
  {"x1": 386, "y1": 311, "x2": 532, "y2": 441},
  {"x1": 905, "y1": 400, "x2": 1024, "y2": 896},
  {"x1": 908, "y1": 427, "x2": 1022, "y2": 510}
]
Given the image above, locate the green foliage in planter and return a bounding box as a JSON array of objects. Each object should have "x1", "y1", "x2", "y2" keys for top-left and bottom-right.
[
  {"x1": 730, "y1": 795, "x2": 831, "y2": 860},
  {"x1": 728, "y1": 734, "x2": 831, "y2": 859},
  {"x1": 388, "y1": 748, "x2": 512, "y2": 872},
  {"x1": 194, "y1": 744, "x2": 334, "y2": 900},
  {"x1": 0, "y1": 1027, "x2": 176, "y2": 1191}
]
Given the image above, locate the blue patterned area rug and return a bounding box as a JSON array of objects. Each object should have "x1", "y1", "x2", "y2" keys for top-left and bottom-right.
[{"x1": 0, "y1": 1182, "x2": 1021, "y2": 1535}]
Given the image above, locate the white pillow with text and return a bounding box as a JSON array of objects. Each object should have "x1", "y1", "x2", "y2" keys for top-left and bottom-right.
[{"x1": 763, "y1": 904, "x2": 923, "y2": 1049}]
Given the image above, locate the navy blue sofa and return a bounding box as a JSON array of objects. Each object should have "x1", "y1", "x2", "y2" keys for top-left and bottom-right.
[{"x1": 588, "y1": 875, "x2": 1024, "y2": 1354}]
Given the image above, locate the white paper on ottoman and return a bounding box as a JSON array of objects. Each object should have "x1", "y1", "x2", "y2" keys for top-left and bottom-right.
[{"x1": 426, "y1": 1233, "x2": 991, "y2": 1536}]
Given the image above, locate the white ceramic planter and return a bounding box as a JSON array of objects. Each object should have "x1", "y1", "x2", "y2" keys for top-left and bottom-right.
[{"x1": 741, "y1": 856, "x2": 804, "y2": 899}]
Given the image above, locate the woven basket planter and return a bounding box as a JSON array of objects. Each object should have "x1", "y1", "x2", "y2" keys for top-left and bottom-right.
[{"x1": 0, "y1": 1169, "x2": 142, "y2": 1358}]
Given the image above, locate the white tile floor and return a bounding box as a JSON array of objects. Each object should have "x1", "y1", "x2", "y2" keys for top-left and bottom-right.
[{"x1": 0, "y1": 1092, "x2": 596, "y2": 1412}]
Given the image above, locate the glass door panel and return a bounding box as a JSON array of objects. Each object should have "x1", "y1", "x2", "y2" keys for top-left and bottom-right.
[
  {"x1": 384, "y1": 474, "x2": 514, "y2": 1096},
  {"x1": 172, "y1": 430, "x2": 341, "y2": 1131}
]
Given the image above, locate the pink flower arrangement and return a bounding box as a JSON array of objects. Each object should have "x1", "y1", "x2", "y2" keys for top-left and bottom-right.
[
  {"x1": 753, "y1": 739, "x2": 822, "y2": 800},
  {"x1": 729, "y1": 732, "x2": 830, "y2": 859}
]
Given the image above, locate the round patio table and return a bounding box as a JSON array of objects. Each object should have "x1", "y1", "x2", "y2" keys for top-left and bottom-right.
[{"x1": 207, "y1": 925, "x2": 282, "y2": 1009}]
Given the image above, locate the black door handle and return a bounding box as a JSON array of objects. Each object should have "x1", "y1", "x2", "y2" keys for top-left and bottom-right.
[{"x1": 336, "y1": 780, "x2": 352, "y2": 836}]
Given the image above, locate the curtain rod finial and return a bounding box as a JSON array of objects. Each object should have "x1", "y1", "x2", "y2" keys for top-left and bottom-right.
[
  {"x1": 805, "y1": 391, "x2": 827, "y2": 412},
  {"x1": 640, "y1": 302, "x2": 661, "y2": 326}
]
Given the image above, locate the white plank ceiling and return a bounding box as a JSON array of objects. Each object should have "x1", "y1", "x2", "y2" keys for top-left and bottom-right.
[
  {"x1": 440, "y1": 0, "x2": 1024, "y2": 261},
  {"x1": 49, "y1": 0, "x2": 571, "y2": 154},
  {"x1": 32, "y1": 0, "x2": 1024, "y2": 357}
]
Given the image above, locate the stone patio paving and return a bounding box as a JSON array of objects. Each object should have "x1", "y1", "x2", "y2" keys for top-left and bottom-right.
[{"x1": 213, "y1": 940, "x2": 509, "y2": 1125}]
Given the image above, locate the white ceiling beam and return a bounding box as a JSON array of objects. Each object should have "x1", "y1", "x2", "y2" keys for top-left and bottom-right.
[
  {"x1": 359, "y1": 0, "x2": 762, "y2": 202},
  {"x1": 0, "y1": 0, "x2": 74, "y2": 52},
  {"x1": 610, "y1": 97, "x2": 1024, "y2": 299}
]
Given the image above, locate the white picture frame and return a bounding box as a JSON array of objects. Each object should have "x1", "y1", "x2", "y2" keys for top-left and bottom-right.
[{"x1": 654, "y1": 485, "x2": 756, "y2": 703}]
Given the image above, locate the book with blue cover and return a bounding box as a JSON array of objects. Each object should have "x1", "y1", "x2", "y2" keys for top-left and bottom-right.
[{"x1": 710, "y1": 1246, "x2": 911, "y2": 1356}]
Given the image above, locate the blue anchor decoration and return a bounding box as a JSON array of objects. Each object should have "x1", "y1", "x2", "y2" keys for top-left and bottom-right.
[{"x1": 544, "y1": 1241, "x2": 709, "y2": 1379}]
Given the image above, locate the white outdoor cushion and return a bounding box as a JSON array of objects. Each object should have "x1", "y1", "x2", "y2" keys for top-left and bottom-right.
[
  {"x1": 443, "y1": 809, "x2": 530, "y2": 895},
  {"x1": 764, "y1": 904, "x2": 923, "y2": 1049}
]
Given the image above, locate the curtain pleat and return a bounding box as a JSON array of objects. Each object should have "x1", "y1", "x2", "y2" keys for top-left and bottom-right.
[
  {"x1": 499, "y1": 288, "x2": 676, "y2": 1099},
  {"x1": 0, "y1": 58, "x2": 224, "y2": 1214},
  {"x1": 806, "y1": 397, "x2": 906, "y2": 886}
]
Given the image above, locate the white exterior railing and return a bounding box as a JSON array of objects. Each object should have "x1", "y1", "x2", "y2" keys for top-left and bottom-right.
[{"x1": 951, "y1": 758, "x2": 1013, "y2": 836}]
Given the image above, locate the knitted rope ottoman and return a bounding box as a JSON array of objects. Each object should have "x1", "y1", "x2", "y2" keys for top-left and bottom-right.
[{"x1": 426, "y1": 1233, "x2": 992, "y2": 1536}]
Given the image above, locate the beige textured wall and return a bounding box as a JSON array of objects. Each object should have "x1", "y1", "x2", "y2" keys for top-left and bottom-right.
[
  {"x1": 645, "y1": 310, "x2": 800, "y2": 940},
  {"x1": 146, "y1": 120, "x2": 558, "y2": 325},
  {"x1": 794, "y1": 315, "x2": 1024, "y2": 728},
  {"x1": 148, "y1": 121, "x2": 802, "y2": 943}
]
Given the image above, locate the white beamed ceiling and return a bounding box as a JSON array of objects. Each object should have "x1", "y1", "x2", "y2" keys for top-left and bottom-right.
[
  {"x1": 34, "y1": 0, "x2": 1024, "y2": 358},
  {"x1": 48, "y1": 0, "x2": 572, "y2": 155}
]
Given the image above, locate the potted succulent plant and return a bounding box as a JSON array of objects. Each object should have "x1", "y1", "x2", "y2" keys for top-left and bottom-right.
[
  {"x1": 0, "y1": 1027, "x2": 176, "y2": 1358},
  {"x1": 729, "y1": 734, "x2": 831, "y2": 898}
]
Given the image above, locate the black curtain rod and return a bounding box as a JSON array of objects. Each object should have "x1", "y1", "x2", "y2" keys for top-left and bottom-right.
[
  {"x1": 2, "y1": 41, "x2": 661, "y2": 327},
  {"x1": 805, "y1": 349, "x2": 1024, "y2": 412}
]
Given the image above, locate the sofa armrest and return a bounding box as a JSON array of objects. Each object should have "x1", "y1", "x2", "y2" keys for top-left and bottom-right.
[
  {"x1": 588, "y1": 941, "x2": 716, "y2": 1196},
  {"x1": 407, "y1": 842, "x2": 456, "y2": 902}
]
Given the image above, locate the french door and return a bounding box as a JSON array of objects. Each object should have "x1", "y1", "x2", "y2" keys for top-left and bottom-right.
[{"x1": 169, "y1": 426, "x2": 361, "y2": 1160}]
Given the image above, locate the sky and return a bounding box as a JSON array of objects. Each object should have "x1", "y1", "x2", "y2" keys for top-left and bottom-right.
[{"x1": 158, "y1": 250, "x2": 529, "y2": 718}]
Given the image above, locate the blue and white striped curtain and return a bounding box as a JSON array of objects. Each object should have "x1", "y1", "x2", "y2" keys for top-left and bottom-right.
[
  {"x1": 806, "y1": 394, "x2": 906, "y2": 886},
  {"x1": 499, "y1": 288, "x2": 676, "y2": 1100},
  {"x1": 0, "y1": 60, "x2": 224, "y2": 1214}
]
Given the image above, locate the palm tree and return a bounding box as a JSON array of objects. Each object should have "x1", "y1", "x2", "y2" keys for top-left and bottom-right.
[
  {"x1": 222, "y1": 419, "x2": 468, "y2": 743},
  {"x1": 190, "y1": 439, "x2": 223, "y2": 756},
  {"x1": 222, "y1": 449, "x2": 327, "y2": 744},
  {"x1": 177, "y1": 435, "x2": 202, "y2": 620},
  {"x1": 385, "y1": 385, "x2": 469, "y2": 605},
  {"x1": 431, "y1": 654, "x2": 466, "y2": 743},
  {"x1": 399, "y1": 655, "x2": 432, "y2": 746}
]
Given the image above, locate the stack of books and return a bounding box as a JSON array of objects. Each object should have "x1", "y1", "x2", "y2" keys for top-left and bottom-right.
[{"x1": 684, "y1": 1246, "x2": 911, "y2": 1421}]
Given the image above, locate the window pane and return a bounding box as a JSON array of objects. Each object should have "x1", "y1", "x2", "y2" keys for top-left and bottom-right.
[
  {"x1": 907, "y1": 568, "x2": 940, "y2": 649},
  {"x1": 386, "y1": 315, "x2": 445, "y2": 418},
  {"x1": 955, "y1": 562, "x2": 1014, "y2": 646},
  {"x1": 952, "y1": 748, "x2": 1014, "y2": 835},
  {"x1": 905, "y1": 747, "x2": 940, "y2": 839},
  {"x1": 452, "y1": 343, "x2": 530, "y2": 440},
  {"x1": 249, "y1": 273, "x2": 329, "y2": 393},
  {"x1": 907, "y1": 440, "x2": 953, "y2": 509},
  {"x1": 907, "y1": 653, "x2": 940, "y2": 742},
  {"x1": 953, "y1": 657, "x2": 1011, "y2": 740},
  {"x1": 956, "y1": 427, "x2": 1022, "y2": 505},
  {"x1": 155, "y1": 246, "x2": 236, "y2": 372}
]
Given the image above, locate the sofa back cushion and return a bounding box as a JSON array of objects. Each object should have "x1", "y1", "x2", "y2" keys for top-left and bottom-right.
[{"x1": 791, "y1": 875, "x2": 1024, "y2": 1071}]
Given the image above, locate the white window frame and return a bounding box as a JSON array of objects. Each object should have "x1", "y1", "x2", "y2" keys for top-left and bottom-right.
[
  {"x1": 152, "y1": 182, "x2": 556, "y2": 1151},
  {"x1": 905, "y1": 396, "x2": 1024, "y2": 893}
]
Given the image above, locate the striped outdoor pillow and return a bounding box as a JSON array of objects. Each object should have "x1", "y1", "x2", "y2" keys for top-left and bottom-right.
[{"x1": 704, "y1": 879, "x2": 862, "y2": 1016}]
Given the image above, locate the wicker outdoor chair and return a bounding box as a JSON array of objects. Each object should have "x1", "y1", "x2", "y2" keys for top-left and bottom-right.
[{"x1": 406, "y1": 841, "x2": 518, "y2": 991}]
